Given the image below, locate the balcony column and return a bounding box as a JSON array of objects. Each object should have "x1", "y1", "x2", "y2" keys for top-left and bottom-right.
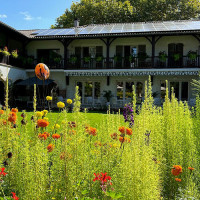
[
  {"x1": 106, "y1": 38, "x2": 110, "y2": 68},
  {"x1": 152, "y1": 36, "x2": 155, "y2": 68},
  {"x1": 60, "y1": 39, "x2": 73, "y2": 69}
]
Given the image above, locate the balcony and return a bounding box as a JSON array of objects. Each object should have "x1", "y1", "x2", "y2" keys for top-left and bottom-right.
[
  {"x1": 66, "y1": 56, "x2": 200, "y2": 70},
  {"x1": 1, "y1": 55, "x2": 200, "y2": 70}
]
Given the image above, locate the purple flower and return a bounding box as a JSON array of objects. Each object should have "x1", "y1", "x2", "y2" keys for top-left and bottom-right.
[{"x1": 123, "y1": 103, "x2": 134, "y2": 127}]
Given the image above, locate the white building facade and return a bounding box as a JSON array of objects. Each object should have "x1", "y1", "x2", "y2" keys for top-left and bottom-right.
[{"x1": 1, "y1": 20, "x2": 200, "y2": 108}]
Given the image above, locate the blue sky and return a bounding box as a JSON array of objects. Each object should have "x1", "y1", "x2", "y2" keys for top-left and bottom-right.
[{"x1": 0, "y1": 0, "x2": 79, "y2": 30}]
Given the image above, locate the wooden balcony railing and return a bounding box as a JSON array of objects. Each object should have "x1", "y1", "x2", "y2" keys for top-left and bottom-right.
[{"x1": 1, "y1": 55, "x2": 200, "y2": 69}]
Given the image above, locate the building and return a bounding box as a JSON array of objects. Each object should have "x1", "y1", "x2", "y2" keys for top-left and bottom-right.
[{"x1": 0, "y1": 20, "x2": 200, "y2": 108}]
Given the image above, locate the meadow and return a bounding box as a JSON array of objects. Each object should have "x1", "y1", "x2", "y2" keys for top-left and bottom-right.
[{"x1": 0, "y1": 79, "x2": 200, "y2": 200}]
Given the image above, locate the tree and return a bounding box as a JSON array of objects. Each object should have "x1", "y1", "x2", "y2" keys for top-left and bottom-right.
[{"x1": 51, "y1": 0, "x2": 200, "y2": 28}]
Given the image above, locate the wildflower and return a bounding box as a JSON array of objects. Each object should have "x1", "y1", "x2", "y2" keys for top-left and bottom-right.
[
  {"x1": 11, "y1": 108, "x2": 18, "y2": 113},
  {"x1": 175, "y1": 178, "x2": 181, "y2": 182},
  {"x1": 68, "y1": 121, "x2": 76, "y2": 128},
  {"x1": 60, "y1": 152, "x2": 72, "y2": 160},
  {"x1": 42, "y1": 110, "x2": 48, "y2": 116},
  {"x1": 68, "y1": 129, "x2": 76, "y2": 135},
  {"x1": 11, "y1": 192, "x2": 19, "y2": 200},
  {"x1": 0, "y1": 168, "x2": 7, "y2": 176},
  {"x1": 37, "y1": 119, "x2": 49, "y2": 128},
  {"x1": 8, "y1": 152, "x2": 12, "y2": 158},
  {"x1": 119, "y1": 136, "x2": 127, "y2": 143},
  {"x1": 53, "y1": 124, "x2": 60, "y2": 129},
  {"x1": 46, "y1": 96, "x2": 52, "y2": 101},
  {"x1": 126, "y1": 128, "x2": 133, "y2": 136},
  {"x1": 171, "y1": 165, "x2": 182, "y2": 176},
  {"x1": 118, "y1": 126, "x2": 126, "y2": 134},
  {"x1": 0, "y1": 119, "x2": 7, "y2": 125},
  {"x1": 52, "y1": 134, "x2": 61, "y2": 139},
  {"x1": 43, "y1": 117, "x2": 49, "y2": 121},
  {"x1": 86, "y1": 127, "x2": 97, "y2": 136},
  {"x1": 36, "y1": 111, "x2": 43, "y2": 118},
  {"x1": 66, "y1": 99, "x2": 72, "y2": 104},
  {"x1": 93, "y1": 172, "x2": 112, "y2": 184},
  {"x1": 21, "y1": 119, "x2": 27, "y2": 125},
  {"x1": 94, "y1": 141, "x2": 102, "y2": 147},
  {"x1": 21, "y1": 113, "x2": 25, "y2": 118},
  {"x1": 8, "y1": 112, "x2": 17, "y2": 123},
  {"x1": 0, "y1": 110, "x2": 4, "y2": 115},
  {"x1": 47, "y1": 144, "x2": 55, "y2": 152},
  {"x1": 123, "y1": 103, "x2": 134, "y2": 127},
  {"x1": 110, "y1": 132, "x2": 118, "y2": 140},
  {"x1": 43, "y1": 132, "x2": 50, "y2": 137},
  {"x1": 188, "y1": 167, "x2": 195, "y2": 171},
  {"x1": 113, "y1": 143, "x2": 120, "y2": 148},
  {"x1": 38, "y1": 133, "x2": 47, "y2": 140},
  {"x1": 127, "y1": 138, "x2": 131, "y2": 143},
  {"x1": 57, "y1": 101, "x2": 65, "y2": 108}
]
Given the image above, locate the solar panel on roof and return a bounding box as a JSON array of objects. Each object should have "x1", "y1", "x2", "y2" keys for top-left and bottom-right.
[
  {"x1": 122, "y1": 24, "x2": 133, "y2": 32},
  {"x1": 89, "y1": 25, "x2": 105, "y2": 34},
  {"x1": 32, "y1": 21, "x2": 200, "y2": 37},
  {"x1": 99, "y1": 25, "x2": 114, "y2": 34},
  {"x1": 78, "y1": 26, "x2": 96, "y2": 34}
]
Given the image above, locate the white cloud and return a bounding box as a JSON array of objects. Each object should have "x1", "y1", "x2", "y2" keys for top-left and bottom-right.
[
  {"x1": 20, "y1": 12, "x2": 33, "y2": 20},
  {"x1": 0, "y1": 14, "x2": 7, "y2": 18}
]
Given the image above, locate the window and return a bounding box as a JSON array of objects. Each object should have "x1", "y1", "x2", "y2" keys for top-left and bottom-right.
[
  {"x1": 168, "y1": 43, "x2": 183, "y2": 67},
  {"x1": 125, "y1": 82, "x2": 134, "y2": 98},
  {"x1": 117, "y1": 82, "x2": 123, "y2": 100},
  {"x1": 160, "y1": 81, "x2": 166, "y2": 99},
  {"x1": 181, "y1": 82, "x2": 188, "y2": 101}
]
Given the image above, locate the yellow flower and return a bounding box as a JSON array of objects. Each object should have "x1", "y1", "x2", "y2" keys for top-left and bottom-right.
[
  {"x1": 57, "y1": 101, "x2": 65, "y2": 108},
  {"x1": 36, "y1": 111, "x2": 43, "y2": 118},
  {"x1": 43, "y1": 117, "x2": 49, "y2": 121},
  {"x1": 66, "y1": 99, "x2": 72, "y2": 104},
  {"x1": 53, "y1": 124, "x2": 60, "y2": 129},
  {"x1": 43, "y1": 110, "x2": 48, "y2": 116},
  {"x1": 52, "y1": 198, "x2": 56, "y2": 200},
  {"x1": 46, "y1": 96, "x2": 52, "y2": 101},
  {"x1": 113, "y1": 143, "x2": 120, "y2": 148}
]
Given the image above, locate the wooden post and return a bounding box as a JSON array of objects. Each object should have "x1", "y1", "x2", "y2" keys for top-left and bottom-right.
[{"x1": 152, "y1": 36, "x2": 155, "y2": 68}]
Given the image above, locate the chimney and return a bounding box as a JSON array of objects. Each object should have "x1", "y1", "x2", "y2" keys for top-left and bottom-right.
[{"x1": 74, "y1": 19, "x2": 79, "y2": 28}]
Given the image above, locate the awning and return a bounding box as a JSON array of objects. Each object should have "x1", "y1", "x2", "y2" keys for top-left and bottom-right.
[{"x1": 15, "y1": 77, "x2": 54, "y2": 86}]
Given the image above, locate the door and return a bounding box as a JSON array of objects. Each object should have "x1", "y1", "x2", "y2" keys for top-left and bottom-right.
[
  {"x1": 124, "y1": 46, "x2": 130, "y2": 68},
  {"x1": 168, "y1": 43, "x2": 183, "y2": 67}
]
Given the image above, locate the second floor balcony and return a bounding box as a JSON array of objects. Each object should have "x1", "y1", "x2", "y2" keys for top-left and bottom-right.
[{"x1": 1, "y1": 54, "x2": 200, "y2": 70}]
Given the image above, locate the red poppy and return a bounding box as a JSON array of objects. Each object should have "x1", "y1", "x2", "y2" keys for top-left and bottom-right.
[
  {"x1": 175, "y1": 178, "x2": 181, "y2": 182},
  {"x1": 0, "y1": 110, "x2": 4, "y2": 115},
  {"x1": 188, "y1": 167, "x2": 194, "y2": 171},
  {"x1": 93, "y1": 172, "x2": 112, "y2": 185},
  {"x1": 38, "y1": 133, "x2": 47, "y2": 140},
  {"x1": 8, "y1": 112, "x2": 17, "y2": 123},
  {"x1": 11, "y1": 192, "x2": 19, "y2": 200},
  {"x1": 37, "y1": 119, "x2": 49, "y2": 128},
  {"x1": 126, "y1": 128, "x2": 133, "y2": 136},
  {"x1": 171, "y1": 165, "x2": 182, "y2": 176},
  {"x1": 110, "y1": 132, "x2": 118, "y2": 140},
  {"x1": 0, "y1": 168, "x2": 7, "y2": 177},
  {"x1": 47, "y1": 144, "x2": 54, "y2": 152},
  {"x1": 11, "y1": 108, "x2": 18, "y2": 113},
  {"x1": 118, "y1": 126, "x2": 125, "y2": 134},
  {"x1": 52, "y1": 134, "x2": 61, "y2": 139},
  {"x1": 86, "y1": 127, "x2": 97, "y2": 136}
]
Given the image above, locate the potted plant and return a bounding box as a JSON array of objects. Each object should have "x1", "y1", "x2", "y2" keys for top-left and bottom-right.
[
  {"x1": 11, "y1": 50, "x2": 18, "y2": 58},
  {"x1": 2, "y1": 46, "x2": 11, "y2": 57},
  {"x1": 129, "y1": 55, "x2": 135, "y2": 63},
  {"x1": 103, "y1": 90, "x2": 113, "y2": 105},
  {"x1": 138, "y1": 52, "x2": 148, "y2": 61},
  {"x1": 95, "y1": 56, "x2": 103, "y2": 62},
  {"x1": 173, "y1": 53, "x2": 180, "y2": 61},
  {"x1": 69, "y1": 55, "x2": 78, "y2": 63},
  {"x1": 114, "y1": 55, "x2": 122, "y2": 62},
  {"x1": 187, "y1": 51, "x2": 197, "y2": 60},
  {"x1": 84, "y1": 56, "x2": 91, "y2": 63},
  {"x1": 159, "y1": 51, "x2": 167, "y2": 62},
  {"x1": 54, "y1": 57, "x2": 61, "y2": 64}
]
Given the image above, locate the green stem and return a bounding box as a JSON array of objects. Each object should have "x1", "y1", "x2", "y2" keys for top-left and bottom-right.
[{"x1": 0, "y1": 182, "x2": 7, "y2": 200}]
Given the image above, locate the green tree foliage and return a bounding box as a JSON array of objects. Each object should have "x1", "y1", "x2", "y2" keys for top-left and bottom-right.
[{"x1": 51, "y1": 0, "x2": 200, "y2": 28}]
